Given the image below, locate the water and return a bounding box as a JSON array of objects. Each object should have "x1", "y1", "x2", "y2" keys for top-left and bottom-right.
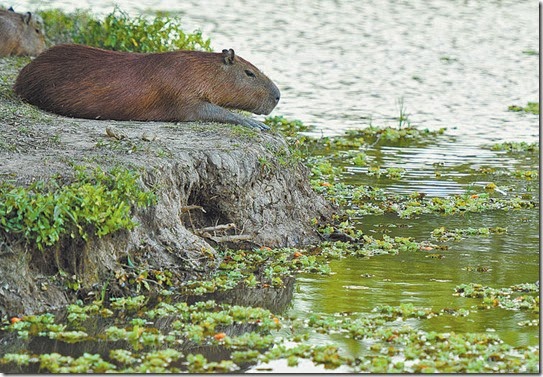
[
  {"x1": 9, "y1": 0, "x2": 541, "y2": 369},
  {"x1": 19, "y1": 1, "x2": 538, "y2": 138}
]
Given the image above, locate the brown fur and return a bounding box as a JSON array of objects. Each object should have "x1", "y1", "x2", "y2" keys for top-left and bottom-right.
[
  {"x1": 0, "y1": 8, "x2": 46, "y2": 56},
  {"x1": 14, "y1": 44, "x2": 280, "y2": 129}
]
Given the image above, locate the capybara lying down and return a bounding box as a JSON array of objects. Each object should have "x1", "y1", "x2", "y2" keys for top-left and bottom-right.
[
  {"x1": 14, "y1": 44, "x2": 281, "y2": 130},
  {"x1": 0, "y1": 7, "x2": 46, "y2": 57}
]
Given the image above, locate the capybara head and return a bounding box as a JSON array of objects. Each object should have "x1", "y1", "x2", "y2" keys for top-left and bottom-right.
[
  {"x1": 0, "y1": 8, "x2": 46, "y2": 57},
  {"x1": 205, "y1": 49, "x2": 280, "y2": 115}
]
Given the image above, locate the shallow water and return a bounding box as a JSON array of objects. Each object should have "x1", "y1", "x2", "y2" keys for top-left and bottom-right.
[{"x1": 11, "y1": 0, "x2": 541, "y2": 370}]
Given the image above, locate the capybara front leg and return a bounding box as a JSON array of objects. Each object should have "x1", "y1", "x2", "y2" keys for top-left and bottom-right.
[{"x1": 193, "y1": 102, "x2": 270, "y2": 131}]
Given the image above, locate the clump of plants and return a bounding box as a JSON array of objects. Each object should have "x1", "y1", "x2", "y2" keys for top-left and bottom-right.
[
  {"x1": 508, "y1": 102, "x2": 539, "y2": 115},
  {"x1": 490, "y1": 141, "x2": 539, "y2": 153},
  {"x1": 38, "y1": 7, "x2": 211, "y2": 52},
  {"x1": 454, "y1": 282, "x2": 539, "y2": 313},
  {"x1": 0, "y1": 166, "x2": 156, "y2": 250},
  {"x1": 431, "y1": 226, "x2": 507, "y2": 241}
]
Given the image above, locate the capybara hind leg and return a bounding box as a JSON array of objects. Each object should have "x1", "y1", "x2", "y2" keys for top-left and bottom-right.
[{"x1": 192, "y1": 102, "x2": 270, "y2": 131}]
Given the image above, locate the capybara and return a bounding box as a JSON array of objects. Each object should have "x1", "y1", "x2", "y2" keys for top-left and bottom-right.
[
  {"x1": 0, "y1": 7, "x2": 46, "y2": 57},
  {"x1": 14, "y1": 44, "x2": 281, "y2": 130}
]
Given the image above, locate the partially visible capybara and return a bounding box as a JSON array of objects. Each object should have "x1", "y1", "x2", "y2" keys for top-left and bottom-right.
[
  {"x1": 14, "y1": 44, "x2": 281, "y2": 130},
  {"x1": 0, "y1": 7, "x2": 46, "y2": 57}
]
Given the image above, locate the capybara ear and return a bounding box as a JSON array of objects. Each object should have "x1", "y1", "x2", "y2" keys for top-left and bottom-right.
[
  {"x1": 222, "y1": 49, "x2": 235, "y2": 65},
  {"x1": 23, "y1": 12, "x2": 32, "y2": 25}
]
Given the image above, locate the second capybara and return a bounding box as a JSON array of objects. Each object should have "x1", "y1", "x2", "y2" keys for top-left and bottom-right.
[
  {"x1": 14, "y1": 44, "x2": 281, "y2": 130},
  {"x1": 0, "y1": 7, "x2": 46, "y2": 57}
]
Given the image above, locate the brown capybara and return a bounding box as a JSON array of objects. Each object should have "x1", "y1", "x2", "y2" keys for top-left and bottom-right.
[
  {"x1": 14, "y1": 44, "x2": 281, "y2": 130},
  {"x1": 0, "y1": 7, "x2": 46, "y2": 57}
]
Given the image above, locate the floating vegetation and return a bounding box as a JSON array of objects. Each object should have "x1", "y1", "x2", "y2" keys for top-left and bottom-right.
[
  {"x1": 319, "y1": 186, "x2": 536, "y2": 219},
  {"x1": 176, "y1": 235, "x2": 435, "y2": 296},
  {"x1": 366, "y1": 166, "x2": 406, "y2": 179},
  {"x1": 454, "y1": 283, "x2": 539, "y2": 312},
  {"x1": 522, "y1": 49, "x2": 538, "y2": 56},
  {"x1": 507, "y1": 102, "x2": 539, "y2": 115},
  {"x1": 475, "y1": 166, "x2": 539, "y2": 181},
  {"x1": 431, "y1": 226, "x2": 507, "y2": 241},
  {"x1": 264, "y1": 117, "x2": 538, "y2": 221},
  {"x1": 490, "y1": 141, "x2": 539, "y2": 153},
  {"x1": 512, "y1": 169, "x2": 539, "y2": 180},
  {"x1": 266, "y1": 115, "x2": 448, "y2": 150},
  {"x1": 0, "y1": 297, "x2": 538, "y2": 373}
]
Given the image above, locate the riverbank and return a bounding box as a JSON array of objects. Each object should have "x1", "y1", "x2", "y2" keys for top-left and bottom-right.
[{"x1": 0, "y1": 56, "x2": 334, "y2": 317}]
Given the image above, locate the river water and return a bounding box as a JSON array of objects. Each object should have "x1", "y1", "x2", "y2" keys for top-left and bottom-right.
[{"x1": 13, "y1": 0, "x2": 540, "y2": 371}]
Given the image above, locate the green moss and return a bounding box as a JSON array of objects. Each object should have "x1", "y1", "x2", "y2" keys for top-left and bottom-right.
[
  {"x1": 229, "y1": 124, "x2": 259, "y2": 139},
  {"x1": 0, "y1": 166, "x2": 156, "y2": 251}
]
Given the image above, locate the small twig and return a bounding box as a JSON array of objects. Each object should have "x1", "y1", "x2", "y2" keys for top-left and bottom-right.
[
  {"x1": 369, "y1": 134, "x2": 382, "y2": 147},
  {"x1": 208, "y1": 234, "x2": 252, "y2": 243},
  {"x1": 196, "y1": 223, "x2": 236, "y2": 235},
  {"x1": 181, "y1": 205, "x2": 206, "y2": 213}
]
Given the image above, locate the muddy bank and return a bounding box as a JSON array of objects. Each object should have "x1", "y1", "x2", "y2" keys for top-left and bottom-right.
[{"x1": 0, "y1": 57, "x2": 334, "y2": 318}]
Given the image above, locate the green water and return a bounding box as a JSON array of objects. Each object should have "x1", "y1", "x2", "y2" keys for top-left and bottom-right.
[
  {"x1": 285, "y1": 135, "x2": 539, "y2": 352},
  {"x1": 289, "y1": 210, "x2": 539, "y2": 345}
]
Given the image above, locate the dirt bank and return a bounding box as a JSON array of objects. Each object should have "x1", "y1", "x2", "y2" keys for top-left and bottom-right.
[{"x1": 0, "y1": 57, "x2": 334, "y2": 317}]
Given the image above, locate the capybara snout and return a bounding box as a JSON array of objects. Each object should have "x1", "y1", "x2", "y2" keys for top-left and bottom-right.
[
  {"x1": 14, "y1": 44, "x2": 280, "y2": 130},
  {"x1": 214, "y1": 48, "x2": 280, "y2": 116}
]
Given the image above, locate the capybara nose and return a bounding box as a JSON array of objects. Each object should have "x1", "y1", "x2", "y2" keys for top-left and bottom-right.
[{"x1": 273, "y1": 87, "x2": 281, "y2": 104}]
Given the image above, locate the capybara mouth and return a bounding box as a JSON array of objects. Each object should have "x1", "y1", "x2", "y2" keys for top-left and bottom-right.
[
  {"x1": 257, "y1": 87, "x2": 280, "y2": 115},
  {"x1": 256, "y1": 101, "x2": 278, "y2": 115}
]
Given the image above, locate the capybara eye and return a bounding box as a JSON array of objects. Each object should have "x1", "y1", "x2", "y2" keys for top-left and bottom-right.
[{"x1": 244, "y1": 69, "x2": 256, "y2": 78}]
